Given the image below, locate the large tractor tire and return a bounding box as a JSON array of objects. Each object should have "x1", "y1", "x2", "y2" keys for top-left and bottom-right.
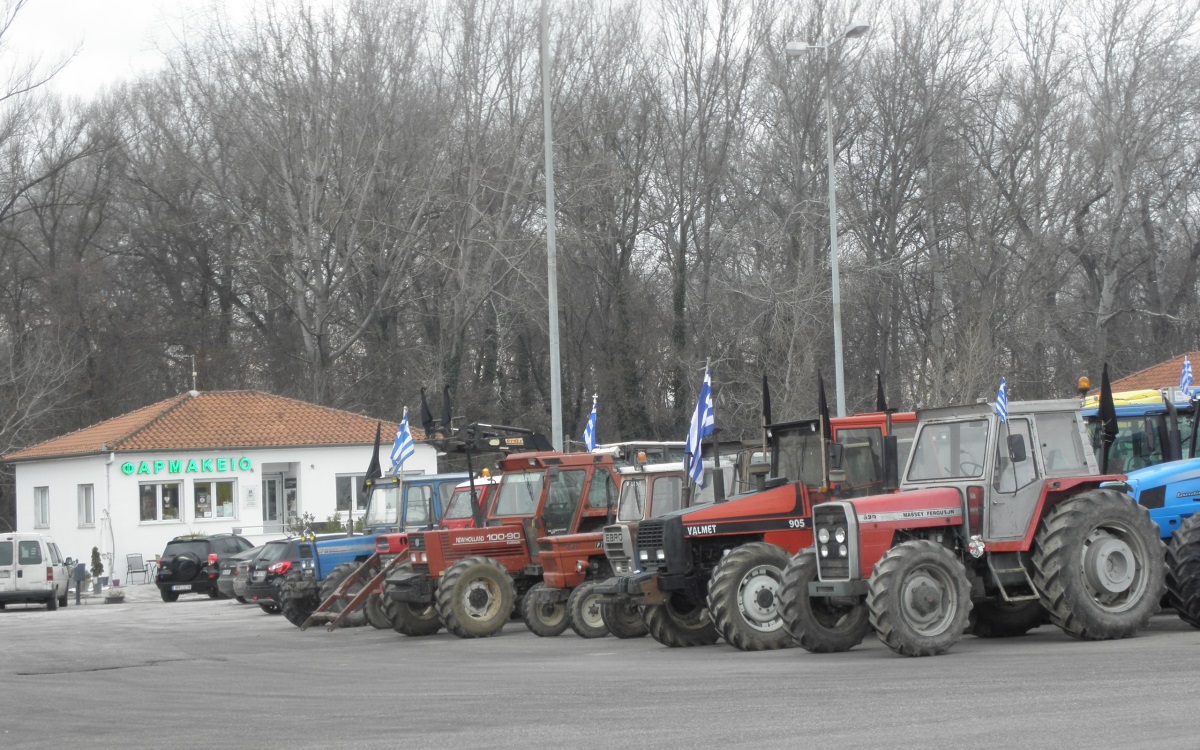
[
  {"x1": 364, "y1": 592, "x2": 392, "y2": 630},
  {"x1": 567, "y1": 581, "x2": 608, "y2": 639},
  {"x1": 779, "y1": 549, "x2": 870, "y2": 653},
  {"x1": 319, "y1": 562, "x2": 368, "y2": 628},
  {"x1": 600, "y1": 599, "x2": 648, "y2": 639},
  {"x1": 1031, "y1": 489, "x2": 1164, "y2": 640},
  {"x1": 280, "y1": 570, "x2": 321, "y2": 628},
  {"x1": 707, "y1": 542, "x2": 792, "y2": 651},
  {"x1": 967, "y1": 600, "x2": 1046, "y2": 638},
  {"x1": 867, "y1": 540, "x2": 972, "y2": 657},
  {"x1": 641, "y1": 594, "x2": 719, "y2": 648},
  {"x1": 436, "y1": 556, "x2": 516, "y2": 638},
  {"x1": 1166, "y1": 513, "x2": 1200, "y2": 627},
  {"x1": 380, "y1": 593, "x2": 443, "y2": 636},
  {"x1": 521, "y1": 582, "x2": 570, "y2": 637}
]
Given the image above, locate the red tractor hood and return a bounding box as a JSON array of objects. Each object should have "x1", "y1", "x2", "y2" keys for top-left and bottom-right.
[{"x1": 844, "y1": 487, "x2": 964, "y2": 525}]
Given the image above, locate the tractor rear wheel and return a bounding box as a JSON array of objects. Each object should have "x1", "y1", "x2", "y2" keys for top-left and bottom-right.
[
  {"x1": 319, "y1": 562, "x2": 368, "y2": 628},
  {"x1": 437, "y1": 556, "x2": 516, "y2": 638},
  {"x1": 364, "y1": 592, "x2": 392, "y2": 630},
  {"x1": 1166, "y1": 514, "x2": 1200, "y2": 628},
  {"x1": 779, "y1": 549, "x2": 870, "y2": 653},
  {"x1": 1031, "y1": 489, "x2": 1164, "y2": 640},
  {"x1": 380, "y1": 593, "x2": 443, "y2": 636},
  {"x1": 600, "y1": 599, "x2": 648, "y2": 639},
  {"x1": 867, "y1": 540, "x2": 972, "y2": 657},
  {"x1": 521, "y1": 582, "x2": 570, "y2": 637},
  {"x1": 280, "y1": 569, "x2": 321, "y2": 628},
  {"x1": 967, "y1": 600, "x2": 1046, "y2": 638},
  {"x1": 707, "y1": 542, "x2": 792, "y2": 651},
  {"x1": 567, "y1": 581, "x2": 608, "y2": 638},
  {"x1": 641, "y1": 594, "x2": 719, "y2": 648}
]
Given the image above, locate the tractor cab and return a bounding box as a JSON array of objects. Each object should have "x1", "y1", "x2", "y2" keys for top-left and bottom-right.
[
  {"x1": 440, "y1": 475, "x2": 501, "y2": 530},
  {"x1": 1081, "y1": 389, "x2": 1197, "y2": 471},
  {"x1": 359, "y1": 473, "x2": 468, "y2": 535}
]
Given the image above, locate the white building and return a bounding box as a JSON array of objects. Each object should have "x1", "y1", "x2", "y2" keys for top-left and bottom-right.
[{"x1": 2, "y1": 391, "x2": 434, "y2": 584}]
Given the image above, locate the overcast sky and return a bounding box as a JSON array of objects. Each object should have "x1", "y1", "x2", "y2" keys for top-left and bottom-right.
[{"x1": 5, "y1": 0, "x2": 238, "y2": 101}]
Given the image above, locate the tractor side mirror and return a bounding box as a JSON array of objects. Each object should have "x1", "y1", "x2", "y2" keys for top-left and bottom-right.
[
  {"x1": 827, "y1": 442, "x2": 845, "y2": 471},
  {"x1": 1007, "y1": 434, "x2": 1028, "y2": 463}
]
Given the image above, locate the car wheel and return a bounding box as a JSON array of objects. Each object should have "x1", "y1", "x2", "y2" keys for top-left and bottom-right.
[{"x1": 160, "y1": 588, "x2": 180, "y2": 603}]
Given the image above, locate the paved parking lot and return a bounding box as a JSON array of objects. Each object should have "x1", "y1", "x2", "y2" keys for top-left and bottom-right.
[{"x1": 2, "y1": 584, "x2": 1198, "y2": 749}]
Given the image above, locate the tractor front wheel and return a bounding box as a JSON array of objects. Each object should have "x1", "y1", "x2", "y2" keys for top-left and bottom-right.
[
  {"x1": 779, "y1": 549, "x2": 870, "y2": 653},
  {"x1": 380, "y1": 593, "x2": 442, "y2": 636},
  {"x1": 437, "y1": 556, "x2": 516, "y2": 638},
  {"x1": 1166, "y1": 514, "x2": 1200, "y2": 628},
  {"x1": 1031, "y1": 489, "x2": 1164, "y2": 640},
  {"x1": 600, "y1": 599, "x2": 648, "y2": 639},
  {"x1": 319, "y1": 562, "x2": 368, "y2": 628},
  {"x1": 521, "y1": 582, "x2": 570, "y2": 637},
  {"x1": 867, "y1": 540, "x2": 972, "y2": 657},
  {"x1": 280, "y1": 569, "x2": 321, "y2": 628},
  {"x1": 707, "y1": 542, "x2": 792, "y2": 651},
  {"x1": 364, "y1": 592, "x2": 392, "y2": 630},
  {"x1": 567, "y1": 581, "x2": 608, "y2": 638},
  {"x1": 967, "y1": 600, "x2": 1046, "y2": 638},
  {"x1": 641, "y1": 594, "x2": 718, "y2": 648}
]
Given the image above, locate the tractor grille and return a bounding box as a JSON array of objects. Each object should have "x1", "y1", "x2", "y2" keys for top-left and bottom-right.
[
  {"x1": 636, "y1": 520, "x2": 664, "y2": 554},
  {"x1": 299, "y1": 546, "x2": 313, "y2": 559},
  {"x1": 814, "y1": 504, "x2": 851, "y2": 580},
  {"x1": 442, "y1": 543, "x2": 526, "y2": 567}
]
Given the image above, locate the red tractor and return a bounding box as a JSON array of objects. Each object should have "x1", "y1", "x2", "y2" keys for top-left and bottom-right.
[
  {"x1": 609, "y1": 411, "x2": 916, "y2": 651},
  {"x1": 382, "y1": 450, "x2": 619, "y2": 638},
  {"x1": 779, "y1": 399, "x2": 1165, "y2": 657}
]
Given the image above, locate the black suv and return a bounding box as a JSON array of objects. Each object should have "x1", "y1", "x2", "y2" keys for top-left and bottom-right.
[{"x1": 156, "y1": 534, "x2": 253, "y2": 603}]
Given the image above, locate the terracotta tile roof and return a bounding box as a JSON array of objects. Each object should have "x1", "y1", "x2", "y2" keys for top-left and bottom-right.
[
  {"x1": 2, "y1": 391, "x2": 417, "y2": 462},
  {"x1": 1108, "y1": 352, "x2": 1200, "y2": 392}
]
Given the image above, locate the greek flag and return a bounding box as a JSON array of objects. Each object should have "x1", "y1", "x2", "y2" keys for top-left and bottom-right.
[
  {"x1": 389, "y1": 408, "x2": 416, "y2": 473},
  {"x1": 995, "y1": 377, "x2": 1008, "y2": 423},
  {"x1": 685, "y1": 366, "x2": 716, "y2": 487},
  {"x1": 1181, "y1": 356, "x2": 1193, "y2": 397},
  {"x1": 582, "y1": 395, "x2": 598, "y2": 451}
]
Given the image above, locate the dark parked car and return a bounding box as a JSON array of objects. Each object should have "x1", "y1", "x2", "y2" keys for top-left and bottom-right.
[
  {"x1": 245, "y1": 535, "x2": 343, "y2": 614},
  {"x1": 232, "y1": 547, "x2": 267, "y2": 604},
  {"x1": 156, "y1": 533, "x2": 253, "y2": 603},
  {"x1": 214, "y1": 546, "x2": 262, "y2": 602}
]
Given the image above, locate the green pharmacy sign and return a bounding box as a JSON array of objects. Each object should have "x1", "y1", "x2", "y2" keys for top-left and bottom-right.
[{"x1": 121, "y1": 457, "x2": 253, "y2": 476}]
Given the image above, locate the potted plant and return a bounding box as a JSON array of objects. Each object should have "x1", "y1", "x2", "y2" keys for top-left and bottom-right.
[{"x1": 90, "y1": 547, "x2": 104, "y2": 594}]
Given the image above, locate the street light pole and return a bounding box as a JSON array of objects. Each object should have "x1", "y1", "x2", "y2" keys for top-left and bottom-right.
[
  {"x1": 786, "y1": 22, "x2": 870, "y2": 419},
  {"x1": 541, "y1": 0, "x2": 564, "y2": 450}
]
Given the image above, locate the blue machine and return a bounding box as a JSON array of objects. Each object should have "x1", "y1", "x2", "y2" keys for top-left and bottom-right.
[
  {"x1": 296, "y1": 473, "x2": 468, "y2": 581},
  {"x1": 1082, "y1": 394, "x2": 1196, "y2": 473}
]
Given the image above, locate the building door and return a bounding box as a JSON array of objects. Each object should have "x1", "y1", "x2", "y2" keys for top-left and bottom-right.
[{"x1": 263, "y1": 475, "x2": 283, "y2": 534}]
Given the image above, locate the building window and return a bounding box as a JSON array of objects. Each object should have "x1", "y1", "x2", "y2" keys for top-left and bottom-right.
[
  {"x1": 34, "y1": 486, "x2": 49, "y2": 528},
  {"x1": 140, "y1": 482, "x2": 181, "y2": 522},
  {"x1": 194, "y1": 480, "x2": 236, "y2": 520},
  {"x1": 335, "y1": 475, "x2": 368, "y2": 513},
  {"x1": 78, "y1": 485, "x2": 95, "y2": 527}
]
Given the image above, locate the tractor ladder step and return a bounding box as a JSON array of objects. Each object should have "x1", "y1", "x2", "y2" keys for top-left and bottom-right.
[
  {"x1": 986, "y1": 552, "x2": 1040, "y2": 603},
  {"x1": 300, "y1": 550, "x2": 411, "y2": 632}
]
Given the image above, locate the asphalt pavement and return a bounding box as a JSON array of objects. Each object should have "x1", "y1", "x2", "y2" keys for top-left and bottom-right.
[{"x1": 1, "y1": 584, "x2": 1198, "y2": 749}]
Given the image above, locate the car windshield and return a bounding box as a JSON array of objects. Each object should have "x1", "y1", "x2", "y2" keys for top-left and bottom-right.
[
  {"x1": 907, "y1": 419, "x2": 990, "y2": 481},
  {"x1": 493, "y1": 470, "x2": 545, "y2": 516},
  {"x1": 362, "y1": 485, "x2": 401, "y2": 528},
  {"x1": 617, "y1": 478, "x2": 646, "y2": 521},
  {"x1": 163, "y1": 541, "x2": 209, "y2": 559}
]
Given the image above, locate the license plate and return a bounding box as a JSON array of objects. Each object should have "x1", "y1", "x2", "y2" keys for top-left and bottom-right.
[
  {"x1": 171, "y1": 584, "x2": 192, "y2": 591},
  {"x1": 252, "y1": 573, "x2": 265, "y2": 581}
]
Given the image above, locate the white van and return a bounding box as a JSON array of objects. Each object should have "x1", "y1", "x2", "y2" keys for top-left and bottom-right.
[{"x1": 0, "y1": 533, "x2": 70, "y2": 610}]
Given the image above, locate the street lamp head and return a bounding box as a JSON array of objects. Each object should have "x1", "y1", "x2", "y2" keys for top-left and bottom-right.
[
  {"x1": 843, "y1": 21, "x2": 871, "y2": 39},
  {"x1": 784, "y1": 40, "x2": 817, "y2": 58}
]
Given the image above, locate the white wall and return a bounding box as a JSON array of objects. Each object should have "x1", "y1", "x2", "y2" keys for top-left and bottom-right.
[{"x1": 12, "y1": 443, "x2": 437, "y2": 584}]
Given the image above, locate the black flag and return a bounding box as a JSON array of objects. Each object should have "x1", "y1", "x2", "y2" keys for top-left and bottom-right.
[
  {"x1": 817, "y1": 370, "x2": 833, "y2": 442},
  {"x1": 876, "y1": 371, "x2": 888, "y2": 412},
  {"x1": 419, "y1": 388, "x2": 435, "y2": 437},
  {"x1": 363, "y1": 422, "x2": 382, "y2": 495},
  {"x1": 440, "y1": 384, "x2": 453, "y2": 437},
  {"x1": 1098, "y1": 363, "x2": 1119, "y2": 473},
  {"x1": 762, "y1": 374, "x2": 773, "y2": 426}
]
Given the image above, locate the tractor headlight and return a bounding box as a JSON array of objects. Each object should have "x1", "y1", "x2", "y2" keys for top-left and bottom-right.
[
  {"x1": 301, "y1": 559, "x2": 314, "y2": 570},
  {"x1": 820, "y1": 544, "x2": 829, "y2": 558},
  {"x1": 838, "y1": 544, "x2": 848, "y2": 557},
  {"x1": 639, "y1": 550, "x2": 649, "y2": 562},
  {"x1": 834, "y1": 527, "x2": 846, "y2": 544},
  {"x1": 655, "y1": 549, "x2": 666, "y2": 561},
  {"x1": 817, "y1": 528, "x2": 830, "y2": 544}
]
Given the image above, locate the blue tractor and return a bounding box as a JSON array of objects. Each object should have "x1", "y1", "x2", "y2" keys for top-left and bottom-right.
[{"x1": 279, "y1": 472, "x2": 467, "y2": 628}]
